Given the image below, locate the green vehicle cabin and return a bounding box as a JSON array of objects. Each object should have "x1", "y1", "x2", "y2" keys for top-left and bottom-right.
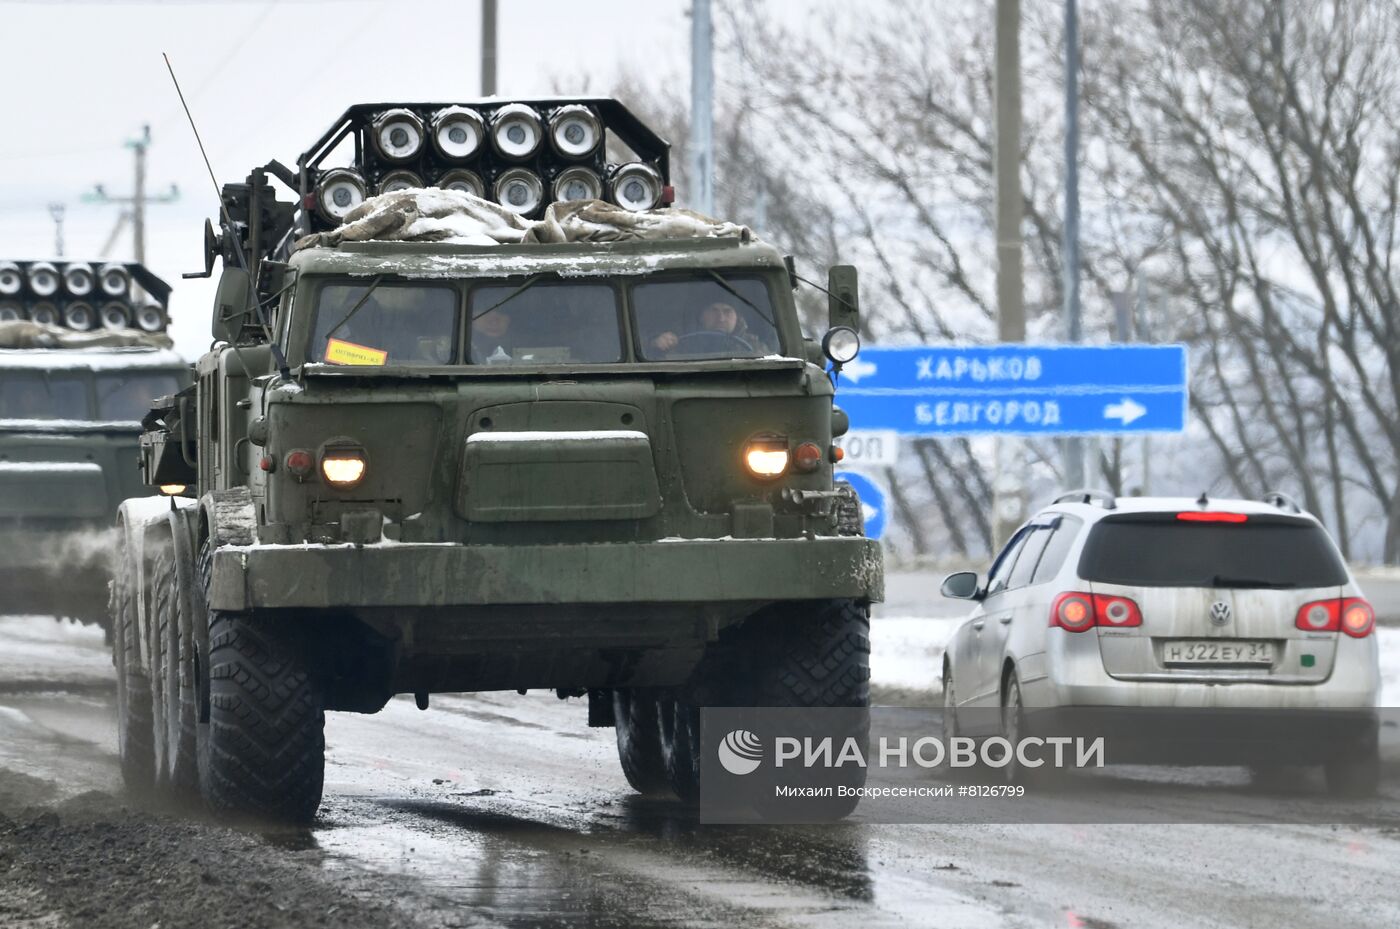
[
  {"x1": 113, "y1": 99, "x2": 883, "y2": 821},
  {"x1": 0, "y1": 260, "x2": 186, "y2": 626}
]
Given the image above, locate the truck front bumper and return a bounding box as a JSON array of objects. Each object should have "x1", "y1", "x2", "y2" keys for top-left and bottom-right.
[{"x1": 206, "y1": 536, "x2": 884, "y2": 612}]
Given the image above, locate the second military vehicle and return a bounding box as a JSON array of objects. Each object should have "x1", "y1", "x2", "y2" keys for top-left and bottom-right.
[
  {"x1": 0, "y1": 260, "x2": 187, "y2": 627},
  {"x1": 112, "y1": 99, "x2": 882, "y2": 821}
]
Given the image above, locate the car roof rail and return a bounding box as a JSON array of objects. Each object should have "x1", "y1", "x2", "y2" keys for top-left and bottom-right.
[
  {"x1": 1262, "y1": 490, "x2": 1303, "y2": 514},
  {"x1": 1051, "y1": 488, "x2": 1118, "y2": 510}
]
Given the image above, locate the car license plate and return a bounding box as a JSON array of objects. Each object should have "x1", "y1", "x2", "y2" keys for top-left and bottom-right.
[{"x1": 1162, "y1": 640, "x2": 1274, "y2": 665}]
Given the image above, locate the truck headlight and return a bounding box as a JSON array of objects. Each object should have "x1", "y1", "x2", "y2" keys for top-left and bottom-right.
[
  {"x1": 744, "y1": 435, "x2": 789, "y2": 479},
  {"x1": 822, "y1": 327, "x2": 860, "y2": 364},
  {"x1": 320, "y1": 442, "x2": 367, "y2": 487}
]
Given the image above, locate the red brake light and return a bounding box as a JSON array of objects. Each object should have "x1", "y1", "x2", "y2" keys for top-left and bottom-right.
[
  {"x1": 284, "y1": 449, "x2": 314, "y2": 477},
  {"x1": 1295, "y1": 599, "x2": 1340, "y2": 632},
  {"x1": 1051, "y1": 592, "x2": 1143, "y2": 632},
  {"x1": 1176, "y1": 512, "x2": 1249, "y2": 523},
  {"x1": 1341, "y1": 598, "x2": 1375, "y2": 638},
  {"x1": 1051, "y1": 592, "x2": 1096, "y2": 632}
]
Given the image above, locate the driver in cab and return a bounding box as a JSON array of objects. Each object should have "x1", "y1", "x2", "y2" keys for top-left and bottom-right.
[{"x1": 649, "y1": 301, "x2": 768, "y2": 356}]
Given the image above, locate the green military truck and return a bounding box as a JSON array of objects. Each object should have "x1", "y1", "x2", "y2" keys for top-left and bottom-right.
[
  {"x1": 112, "y1": 99, "x2": 882, "y2": 821},
  {"x1": 0, "y1": 260, "x2": 186, "y2": 626}
]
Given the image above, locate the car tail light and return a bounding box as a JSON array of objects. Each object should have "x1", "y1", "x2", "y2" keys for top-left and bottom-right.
[
  {"x1": 1094, "y1": 594, "x2": 1143, "y2": 628},
  {"x1": 1341, "y1": 598, "x2": 1374, "y2": 638},
  {"x1": 1051, "y1": 592, "x2": 1142, "y2": 632},
  {"x1": 1177, "y1": 512, "x2": 1249, "y2": 523},
  {"x1": 1051, "y1": 592, "x2": 1096, "y2": 632},
  {"x1": 792, "y1": 442, "x2": 823, "y2": 472}
]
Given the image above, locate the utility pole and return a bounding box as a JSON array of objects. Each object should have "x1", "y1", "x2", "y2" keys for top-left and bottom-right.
[
  {"x1": 993, "y1": 0, "x2": 1027, "y2": 546},
  {"x1": 48, "y1": 203, "x2": 65, "y2": 258},
  {"x1": 85, "y1": 125, "x2": 178, "y2": 264},
  {"x1": 690, "y1": 0, "x2": 715, "y2": 216},
  {"x1": 1061, "y1": 0, "x2": 1085, "y2": 489},
  {"x1": 481, "y1": 0, "x2": 497, "y2": 95}
]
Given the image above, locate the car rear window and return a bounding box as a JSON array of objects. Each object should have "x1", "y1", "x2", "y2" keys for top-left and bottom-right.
[{"x1": 1078, "y1": 514, "x2": 1348, "y2": 589}]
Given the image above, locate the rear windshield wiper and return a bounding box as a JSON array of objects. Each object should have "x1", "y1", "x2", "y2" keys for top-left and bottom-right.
[{"x1": 1208, "y1": 575, "x2": 1296, "y2": 589}]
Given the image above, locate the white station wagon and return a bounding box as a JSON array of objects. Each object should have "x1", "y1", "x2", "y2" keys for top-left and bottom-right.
[{"x1": 940, "y1": 491, "x2": 1381, "y2": 793}]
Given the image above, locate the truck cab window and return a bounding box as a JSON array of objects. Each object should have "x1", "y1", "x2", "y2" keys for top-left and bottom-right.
[
  {"x1": 468, "y1": 281, "x2": 622, "y2": 365},
  {"x1": 0, "y1": 372, "x2": 89, "y2": 420},
  {"x1": 634, "y1": 276, "x2": 780, "y2": 360},
  {"x1": 97, "y1": 373, "x2": 183, "y2": 422},
  {"x1": 312, "y1": 282, "x2": 458, "y2": 366}
]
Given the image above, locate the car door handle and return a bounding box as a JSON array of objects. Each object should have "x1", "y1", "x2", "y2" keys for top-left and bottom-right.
[
  {"x1": 998, "y1": 615, "x2": 1013, "y2": 625},
  {"x1": 972, "y1": 620, "x2": 985, "y2": 631}
]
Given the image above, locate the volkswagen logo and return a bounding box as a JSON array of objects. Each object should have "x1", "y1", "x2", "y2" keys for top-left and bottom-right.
[{"x1": 1210, "y1": 601, "x2": 1232, "y2": 626}]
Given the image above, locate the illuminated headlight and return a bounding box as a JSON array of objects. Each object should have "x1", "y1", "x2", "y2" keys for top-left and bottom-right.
[
  {"x1": 99, "y1": 262, "x2": 130, "y2": 297},
  {"x1": 159, "y1": 484, "x2": 187, "y2": 496},
  {"x1": 548, "y1": 105, "x2": 602, "y2": 159},
  {"x1": 608, "y1": 163, "x2": 663, "y2": 212},
  {"x1": 0, "y1": 300, "x2": 23, "y2": 321},
  {"x1": 28, "y1": 301, "x2": 59, "y2": 325},
  {"x1": 62, "y1": 302, "x2": 95, "y2": 331},
  {"x1": 316, "y1": 168, "x2": 367, "y2": 223},
  {"x1": 320, "y1": 444, "x2": 367, "y2": 487},
  {"x1": 63, "y1": 262, "x2": 94, "y2": 296},
  {"x1": 431, "y1": 106, "x2": 485, "y2": 160},
  {"x1": 552, "y1": 166, "x2": 603, "y2": 203},
  {"x1": 489, "y1": 104, "x2": 543, "y2": 160},
  {"x1": 134, "y1": 302, "x2": 165, "y2": 333},
  {"x1": 0, "y1": 262, "x2": 21, "y2": 295},
  {"x1": 371, "y1": 108, "x2": 425, "y2": 162},
  {"x1": 743, "y1": 435, "x2": 790, "y2": 479},
  {"x1": 822, "y1": 327, "x2": 861, "y2": 365},
  {"x1": 436, "y1": 168, "x2": 485, "y2": 198},
  {"x1": 377, "y1": 169, "x2": 423, "y2": 195},
  {"x1": 28, "y1": 262, "x2": 60, "y2": 297},
  {"x1": 493, "y1": 167, "x2": 544, "y2": 215},
  {"x1": 99, "y1": 301, "x2": 131, "y2": 331}
]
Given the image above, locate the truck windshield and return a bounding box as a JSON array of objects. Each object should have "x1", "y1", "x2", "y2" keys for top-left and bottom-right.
[
  {"x1": 312, "y1": 282, "x2": 458, "y2": 366},
  {"x1": 468, "y1": 281, "x2": 622, "y2": 365},
  {"x1": 1078, "y1": 515, "x2": 1348, "y2": 589},
  {"x1": 634, "y1": 275, "x2": 780, "y2": 360},
  {"x1": 0, "y1": 372, "x2": 89, "y2": 421},
  {"x1": 97, "y1": 372, "x2": 182, "y2": 421}
]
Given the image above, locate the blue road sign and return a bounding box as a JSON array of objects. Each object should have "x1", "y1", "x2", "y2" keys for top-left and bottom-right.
[
  {"x1": 837, "y1": 471, "x2": 887, "y2": 540},
  {"x1": 835, "y1": 344, "x2": 1188, "y2": 436}
]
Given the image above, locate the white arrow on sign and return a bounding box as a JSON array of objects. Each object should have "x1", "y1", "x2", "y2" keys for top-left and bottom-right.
[
  {"x1": 1103, "y1": 397, "x2": 1147, "y2": 425},
  {"x1": 861, "y1": 500, "x2": 881, "y2": 525},
  {"x1": 841, "y1": 357, "x2": 878, "y2": 384}
]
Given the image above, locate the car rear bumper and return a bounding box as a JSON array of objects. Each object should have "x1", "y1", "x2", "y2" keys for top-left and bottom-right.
[{"x1": 206, "y1": 536, "x2": 885, "y2": 612}]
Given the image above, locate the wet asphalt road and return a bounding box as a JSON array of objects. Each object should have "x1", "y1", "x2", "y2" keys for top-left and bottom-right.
[{"x1": 2, "y1": 614, "x2": 1400, "y2": 929}]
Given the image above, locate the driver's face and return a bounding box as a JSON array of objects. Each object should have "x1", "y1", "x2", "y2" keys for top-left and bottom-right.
[
  {"x1": 699, "y1": 302, "x2": 738, "y2": 333},
  {"x1": 477, "y1": 309, "x2": 510, "y2": 338}
]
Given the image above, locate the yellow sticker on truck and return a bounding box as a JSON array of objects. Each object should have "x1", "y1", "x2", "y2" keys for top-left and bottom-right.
[{"x1": 325, "y1": 337, "x2": 388, "y2": 366}]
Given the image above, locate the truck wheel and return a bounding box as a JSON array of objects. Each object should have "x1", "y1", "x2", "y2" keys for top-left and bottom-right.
[
  {"x1": 153, "y1": 545, "x2": 199, "y2": 797},
  {"x1": 113, "y1": 550, "x2": 154, "y2": 794},
  {"x1": 196, "y1": 613, "x2": 325, "y2": 823},
  {"x1": 834, "y1": 481, "x2": 865, "y2": 537},
  {"x1": 658, "y1": 696, "x2": 703, "y2": 803},
  {"x1": 612, "y1": 689, "x2": 669, "y2": 795}
]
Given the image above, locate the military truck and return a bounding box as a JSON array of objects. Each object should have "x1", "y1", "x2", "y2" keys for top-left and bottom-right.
[
  {"x1": 0, "y1": 260, "x2": 187, "y2": 627},
  {"x1": 112, "y1": 99, "x2": 882, "y2": 821}
]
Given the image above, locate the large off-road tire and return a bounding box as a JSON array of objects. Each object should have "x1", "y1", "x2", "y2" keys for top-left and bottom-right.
[
  {"x1": 152, "y1": 544, "x2": 198, "y2": 797},
  {"x1": 834, "y1": 481, "x2": 865, "y2": 537},
  {"x1": 196, "y1": 612, "x2": 325, "y2": 823},
  {"x1": 612, "y1": 688, "x2": 670, "y2": 795},
  {"x1": 113, "y1": 545, "x2": 155, "y2": 795},
  {"x1": 660, "y1": 599, "x2": 872, "y2": 805}
]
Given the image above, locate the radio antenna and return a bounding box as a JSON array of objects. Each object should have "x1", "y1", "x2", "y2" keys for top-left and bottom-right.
[{"x1": 163, "y1": 52, "x2": 290, "y2": 378}]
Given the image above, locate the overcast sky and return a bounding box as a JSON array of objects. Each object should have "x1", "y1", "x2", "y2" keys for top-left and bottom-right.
[{"x1": 0, "y1": 0, "x2": 707, "y2": 358}]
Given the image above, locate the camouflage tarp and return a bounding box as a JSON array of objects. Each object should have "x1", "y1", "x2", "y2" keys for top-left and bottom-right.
[
  {"x1": 293, "y1": 189, "x2": 751, "y2": 251},
  {"x1": 0, "y1": 320, "x2": 173, "y2": 350}
]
